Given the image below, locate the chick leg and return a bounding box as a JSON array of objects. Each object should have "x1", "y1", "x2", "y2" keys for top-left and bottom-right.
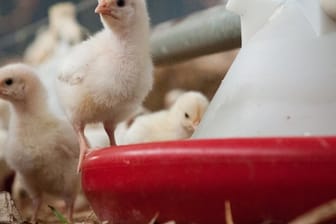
[
  {"x1": 19, "y1": 175, "x2": 41, "y2": 223},
  {"x1": 64, "y1": 196, "x2": 75, "y2": 223},
  {"x1": 73, "y1": 123, "x2": 90, "y2": 172},
  {"x1": 31, "y1": 196, "x2": 42, "y2": 223},
  {"x1": 103, "y1": 120, "x2": 116, "y2": 145}
]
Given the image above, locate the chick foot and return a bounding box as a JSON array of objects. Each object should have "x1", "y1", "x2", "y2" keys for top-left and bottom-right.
[{"x1": 73, "y1": 123, "x2": 90, "y2": 173}]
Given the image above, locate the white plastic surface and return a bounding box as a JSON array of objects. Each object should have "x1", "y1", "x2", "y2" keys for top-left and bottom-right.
[{"x1": 193, "y1": 0, "x2": 336, "y2": 138}]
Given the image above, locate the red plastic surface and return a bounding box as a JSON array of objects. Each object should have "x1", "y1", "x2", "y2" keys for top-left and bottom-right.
[{"x1": 82, "y1": 137, "x2": 336, "y2": 224}]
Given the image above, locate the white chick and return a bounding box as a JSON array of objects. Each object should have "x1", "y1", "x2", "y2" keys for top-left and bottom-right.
[
  {"x1": 115, "y1": 91, "x2": 209, "y2": 145},
  {"x1": 56, "y1": 0, "x2": 153, "y2": 171},
  {"x1": 0, "y1": 64, "x2": 80, "y2": 222}
]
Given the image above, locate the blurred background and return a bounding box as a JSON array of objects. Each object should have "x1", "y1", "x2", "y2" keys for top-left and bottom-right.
[
  {"x1": 0, "y1": 0, "x2": 238, "y2": 111},
  {"x1": 0, "y1": 0, "x2": 225, "y2": 62}
]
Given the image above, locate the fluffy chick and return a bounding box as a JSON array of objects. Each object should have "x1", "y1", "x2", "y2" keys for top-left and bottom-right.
[
  {"x1": 115, "y1": 91, "x2": 209, "y2": 145},
  {"x1": 56, "y1": 0, "x2": 153, "y2": 171},
  {"x1": 0, "y1": 64, "x2": 80, "y2": 222}
]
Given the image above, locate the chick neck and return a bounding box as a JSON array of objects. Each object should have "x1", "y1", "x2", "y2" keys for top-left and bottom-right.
[
  {"x1": 11, "y1": 86, "x2": 51, "y2": 119},
  {"x1": 101, "y1": 13, "x2": 151, "y2": 52}
]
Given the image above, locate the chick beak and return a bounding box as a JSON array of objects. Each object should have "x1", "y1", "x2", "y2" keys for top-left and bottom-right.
[
  {"x1": 0, "y1": 86, "x2": 8, "y2": 96},
  {"x1": 192, "y1": 120, "x2": 200, "y2": 131},
  {"x1": 95, "y1": 1, "x2": 112, "y2": 15}
]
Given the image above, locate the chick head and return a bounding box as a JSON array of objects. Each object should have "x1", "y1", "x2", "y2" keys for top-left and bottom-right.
[
  {"x1": 49, "y1": 2, "x2": 83, "y2": 44},
  {"x1": 95, "y1": 0, "x2": 148, "y2": 28},
  {"x1": 49, "y1": 2, "x2": 76, "y2": 26},
  {"x1": 0, "y1": 64, "x2": 43, "y2": 102},
  {"x1": 171, "y1": 91, "x2": 209, "y2": 133}
]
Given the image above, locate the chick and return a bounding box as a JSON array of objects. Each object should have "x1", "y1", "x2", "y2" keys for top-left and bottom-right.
[
  {"x1": 0, "y1": 64, "x2": 80, "y2": 222},
  {"x1": 24, "y1": 2, "x2": 88, "y2": 65},
  {"x1": 115, "y1": 91, "x2": 209, "y2": 145},
  {"x1": 56, "y1": 0, "x2": 153, "y2": 171}
]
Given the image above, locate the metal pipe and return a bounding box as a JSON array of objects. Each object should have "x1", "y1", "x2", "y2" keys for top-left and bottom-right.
[{"x1": 150, "y1": 5, "x2": 241, "y2": 65}]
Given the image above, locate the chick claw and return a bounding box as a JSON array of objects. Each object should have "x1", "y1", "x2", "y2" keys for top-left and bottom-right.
[
  {"x1": 73, "y1": 123, "x2": 90, "y2": 173},
  {"x1": 77, "y1": 148, "x2": 87, "y2": 173},
  {"x1": 77, "y1": 138, "x2": 89, "y2": 173}
]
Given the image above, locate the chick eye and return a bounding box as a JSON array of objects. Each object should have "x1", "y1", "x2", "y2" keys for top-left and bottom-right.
[
  {"x1": 184, "y1": 113, "x2": 190, "y2": 119},
  {"x1": 4, "y1": 78, "x2": 13, "y2": 86},
  {"x1": 116, "y1": 0, "x2": 125, "y2": 7}
]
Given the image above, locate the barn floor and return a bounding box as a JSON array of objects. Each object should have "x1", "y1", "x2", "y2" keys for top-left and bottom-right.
[{"x1": 0, "y1": 191, "x2": 99, "y2": 223}]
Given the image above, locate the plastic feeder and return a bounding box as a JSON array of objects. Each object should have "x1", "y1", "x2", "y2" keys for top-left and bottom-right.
[
  {"x1": 82, "y1": 0, "x2": 336, "y2": 223},
  {"x1": 82, "y1": 137, "x2": 336, "y2": 224}
]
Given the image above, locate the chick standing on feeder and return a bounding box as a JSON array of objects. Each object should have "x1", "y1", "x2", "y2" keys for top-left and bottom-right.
[
  {"x1": 115, "y1": 91, "x2": 209, "y2": 145},
  {"x1": 56, "y1": 0, "x2": 153, "y2": 172},
  {"x1": 0, "y1": 64, "x2": 80, "y2": 222}
]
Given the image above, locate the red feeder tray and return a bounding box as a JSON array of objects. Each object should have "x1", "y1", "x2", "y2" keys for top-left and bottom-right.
[{"x1": 81, "y1": 137, "x2": 336, "y2": 224}]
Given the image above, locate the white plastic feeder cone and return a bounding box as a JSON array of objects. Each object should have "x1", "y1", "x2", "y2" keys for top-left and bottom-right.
[{"x1": 193, "y1": 0, "x2": 336, "y2": 138}]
